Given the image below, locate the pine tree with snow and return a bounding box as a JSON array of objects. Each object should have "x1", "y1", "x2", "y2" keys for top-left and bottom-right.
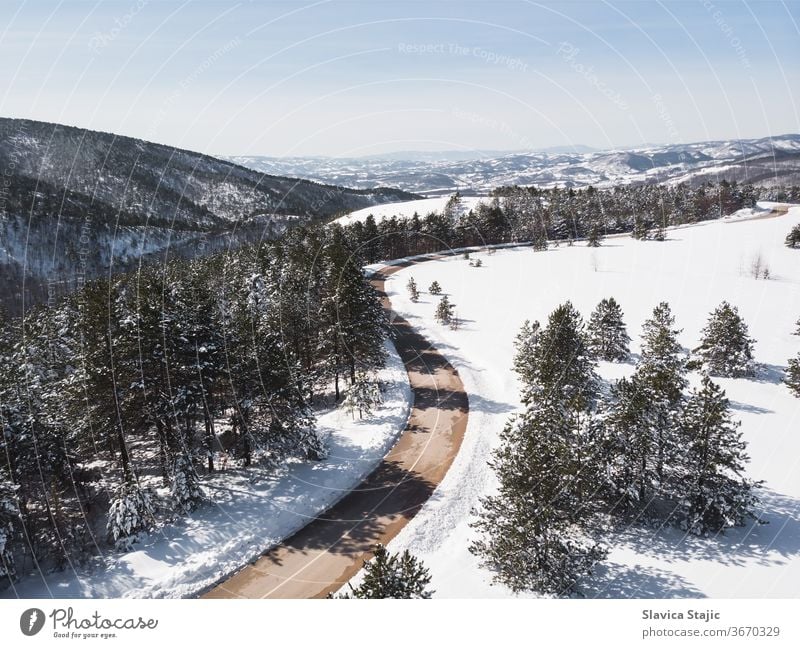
[
  {"x1": 470, "y1": 402, "x2": 606, "y2": 594},
  {"x1": 785, "y1": 224, "x2": 800, "y2": 249},
  {"x1": 520, "y1": 302, "x2": 598, "y2": 413},
  {"x1": 342, "y1": 373, "x2": 382, "y2": 419},
  {"x1": 473, "y1": 258, "x2": 483, "y2": 267},
  {"x1": 171, "y1": 454, "x2": 204, "y2": 514},
  {"x1": 406, "y1": 276, "x2": 420, "y2": 303},
  {"x1": 676, "y1": 374, "x2": 759, "y2": 534},
  {"x1": 107, "y1": 479, "x2": 156, "y2": 550},
  {"x1": 587, "y1": 297, "x2": 631, "y2": 361},
  {"x1": 339, "y1": 544, "x2": 433, "y2": 598},
  {"x1": 693, "y1": 301, "x2": 756, "y2": 377},
  {"x1": 0, "y1": 481, "x2": 19, "y2": 584},
  {"x1": 601, "y1": 373, "x2": 665, "y2": 510},
  {"x1": 435, "y1": 295, "x2": 455, "y2": 325},
  {"x1": 652, "y1": 221, "x2": 666, "y2": 241},
  {"x1": 624, "y1": 301, "x2": 689, "y2": 500},
  {"x1": 428, "y1": 280, "x2": 442, "y2": 295},
  {"x1": 786, "y1": 353, "x2": 800, "y2": 397},
  {"x1": 512, "y1": 319, "x2": 541, "y2": 384}
]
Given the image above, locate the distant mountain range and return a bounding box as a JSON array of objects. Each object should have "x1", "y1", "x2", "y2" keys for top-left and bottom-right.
[
  {"x1": 0, "y1": 118, "x2": 418, "y2": 314},
  {"x1": 226, "y1": 135, "x2": 800, "y2": 196}
]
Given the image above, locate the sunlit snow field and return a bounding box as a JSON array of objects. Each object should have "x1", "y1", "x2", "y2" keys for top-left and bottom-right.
[{"x1": 383, "y1": 204, "x2": 800, "y2": 598}]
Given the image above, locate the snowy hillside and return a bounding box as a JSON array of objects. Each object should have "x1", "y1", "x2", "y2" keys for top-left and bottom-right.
[
  {"x1": 379, "y1": 205, "x2": 800, "y2": 597},
  {"x1": 228, "y1": 134, "x2": 800, "y2": 196},
  {"x1": 0, "y1": 118, "x2": 418, "y2": 314}
]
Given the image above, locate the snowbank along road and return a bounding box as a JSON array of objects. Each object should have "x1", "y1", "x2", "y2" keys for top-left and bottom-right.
[{"x1": 202, "y1": 261, "x2": 468, "y2": 598}]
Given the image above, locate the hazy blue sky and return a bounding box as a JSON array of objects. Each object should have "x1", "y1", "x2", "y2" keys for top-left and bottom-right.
[{"x1": 1, "y1": 0, "x2": 797, "y2": 156}]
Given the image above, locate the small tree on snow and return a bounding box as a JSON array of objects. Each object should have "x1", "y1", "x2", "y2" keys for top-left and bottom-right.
[
  {"x1": 107, "y1": 479, "x2": 156, "y2": 550},
  {"x1": 693, "y1": 301, "x2": 756, "y2": 377},
  {"x1": 587, "y1": 297, "x2": 631, "y2": 361},
  {"x1": 677, "y1": 374, "x2": 759, "y2": 534},
  {"x1": 171, "y1": 454, "x2": 205, "y2": 514},
  {"x1": 337, "y1": 544, "x2": 433, "y2": 599},
  {"x1": 435, "y1": 295, "x2": 455, "y2": 325},
  {"x1": 342, "y1": 373, "x2": 382, "y2": 419},
  {"x1": 786, "y1": 353, "x2": 800, "y2": 397},
  {"x1": 785, "y1": 224, "x2": 800, "y2": 249},
  {"x1": 428, "y1": 280, "x2": 442, "y2": 295},
  {"x1": 406, "y1": 277, "x2": 420, "y2": 303},
  {"x1": 0, "y1": 481, "x2": 19, "y2": 583}
]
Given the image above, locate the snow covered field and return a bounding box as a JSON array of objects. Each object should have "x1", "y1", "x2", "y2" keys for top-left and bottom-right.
[
  {"x1": 333, "y1": 196, "x2": 485, "y2": 226},
  {"x1": 5, "y1": 341, "x2": 411, "y2": 599},
  {"x1": 381, "y1": 206, "x2": 800, "y2": 598}
]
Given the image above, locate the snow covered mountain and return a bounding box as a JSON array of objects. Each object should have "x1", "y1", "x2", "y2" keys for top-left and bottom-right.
[
  {"x1": 227, "y1": 134, "x2": 800, "y2": 196},
  {"x1": 0, "y1": 118, "x2": 418, "y2": 314}
]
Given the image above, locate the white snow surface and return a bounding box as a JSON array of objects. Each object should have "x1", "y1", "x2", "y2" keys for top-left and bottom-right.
[
  {"x1": 380, "y1": 206, "x2": 800, "y2": 598},
  {"x1": 333, "y1": 196, "x2": 486, "y2": 226},
  {"x1": 6, "y1": 340, "x2": 412, "y2": 599}
]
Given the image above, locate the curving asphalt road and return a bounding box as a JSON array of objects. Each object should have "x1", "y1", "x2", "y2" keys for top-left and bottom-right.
[{"x1": 202, "y1": 260, "x2": 468, "y2": 599}]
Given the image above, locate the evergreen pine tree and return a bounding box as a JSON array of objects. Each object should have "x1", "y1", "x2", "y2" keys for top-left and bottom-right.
[
  {"x1": 520, "y1": 302, "x2": 598, "y2": 413},
  {"x1": 677, "y1": 374, "x2": 759, "y2": 534},
  {"x1": 470, "y1": 402, "x2": 606, "y2": 594},
  {"x1": 406, "y1": 276, "x2": 419, "y2": 303},
  {"x1": 338, "y1": 544, "x2": 433, "y2": 598},
  {"x1": 693, "y1": 301, "x2": 756, "y2": 377},
  {"x1": 171, "y1": 454, "x2": 205, "y2": 514},
  {"x1": 785, "y1": 224, "x2": 800, "y2": 249},
  {"x1": 786, "y1": 353, "x2": 800, "y2": 397},
  {"x1": 342, "y1": 373, "x2": 382, "y2": 419},
  {"x1": 107, "y1": 479, "x2": 156, "y2": 550},
  {"x1": 435, "y1": 295, "x2": 455, "y2": 325},
  {"x1": 512, "y1": 319, "x2": 540, "y2": 384},
  {"x1": 428, "y1": 280, "x2": 442, "y2": 295},
  {"x1": 628, "y1": 302, "x2": 689, "y2": 501},
  {"x1": 587, "y1": 297, "x2": 631, "y2": 361},
  {"x1": 601, "y1": 374, "x2": 664, "y2": 510}
]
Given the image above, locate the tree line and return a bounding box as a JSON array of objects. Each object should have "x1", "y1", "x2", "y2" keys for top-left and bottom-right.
[
  {"x1": 0, "y1": 223, "x2": 387, "y2": 584},
  {"x1": 340, "y1": 182, "x2": 800, "y2": 261}
]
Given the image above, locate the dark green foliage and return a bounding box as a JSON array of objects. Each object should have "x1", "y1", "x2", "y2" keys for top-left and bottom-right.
[
  {"x1": 512, "y1": 319, "x2": 540, "y2": 384},
  {"x1": 693, "y1": 301, "x2": 756, "y2": 377},
  {"x1": 786, "y1": 354, "x2": 800, "y2": 397},
  {"x1": 330, "y1": 182, "x2": 785, "y2": 274},
  {"x1": 677, "y1": 375, "x2": 759, "y2": 534},
  {"x1": 337, "y1": 544, "x2": 433, "y2": 599},
  {"x1": 786, "y1": 224, "x2": 800, "y2": 249},
  {"x1": 587, "y1": 298, "x2": 630, "y2": 361},
  {"x1": 0, "y1": 224, "x2": 388, "y2": 569},
  {"x1": 435, "y1": 295, "x2": 455, "y2": 325},
  {"x1": 472, "y1": 304, "x2": 605, "y2": 595},
  {"x1": 406, "y1": 276, "x2": 420, "y2": 302},
  {"x1": 520, "y1": 302, "x2": 598, "y2": 412},
  {"x1": 470, "y1": 403, "x2": 606, "y2": 594},
  {"x1": 428, "y1": 280, "x2": 442, "y2": 295}
]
